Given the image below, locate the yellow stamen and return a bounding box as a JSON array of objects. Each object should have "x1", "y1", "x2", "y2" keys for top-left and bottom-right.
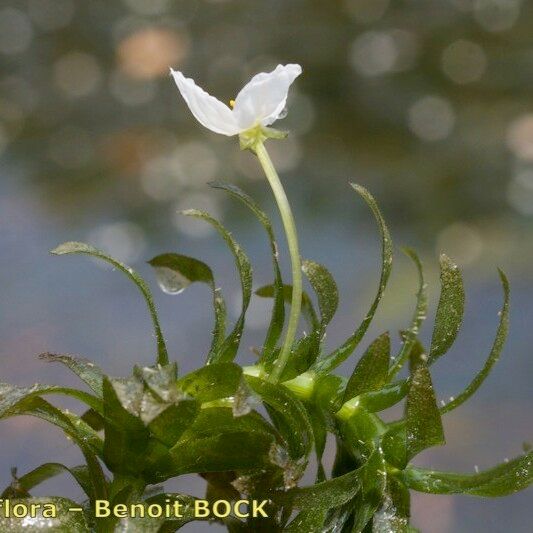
[{"x1": 229, "y1": 99, "x2": 235, "y2": 109}]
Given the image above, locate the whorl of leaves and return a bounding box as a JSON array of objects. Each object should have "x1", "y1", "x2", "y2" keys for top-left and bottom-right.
[{"x1": 1, "y1": 184, "x2": 529, "y2": 532}]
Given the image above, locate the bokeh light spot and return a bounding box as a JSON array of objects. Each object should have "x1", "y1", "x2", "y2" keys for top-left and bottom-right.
[
  {"x1": 408, "y1": 96, "x2": 455, "y2": 141},
  {"x1": 474, "y1": 0, "x2": 521, "y2": 32},
  {"x1": 507, "y1": 175, "x2": 533, "y2": 215},
  {"x1": 350, "y1": 31, "x2": 397, "y2": 77},
  {"x1": 506, "y1": 114, "x2": 533, "y2": 161},
  {"x1": 53, "y1": 51, "x2": 103, "y2": 98},
  {"x1": 117, "y1": 27, "x2": 189, "y2": 79},
  {"x1": 437, "y1": 222, "x2": 484, "y2": 266},
  {"x1": 441, "y1": 39, "x2": 487, "y2": 84},
  {"x1": 173, "y1": 193, "x2": 224, "y2": 238},
  {"x1": 88, "y1": 221, "x2": 146, "y2": 264}
]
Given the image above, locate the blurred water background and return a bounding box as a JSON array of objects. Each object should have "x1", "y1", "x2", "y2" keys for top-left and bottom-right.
[{"x1": 1, "y1": 1, "x2": 532, "y2": 531}]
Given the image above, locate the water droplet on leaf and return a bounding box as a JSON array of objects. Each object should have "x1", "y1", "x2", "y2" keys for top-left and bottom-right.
[{"x1": 154, "y1": 266, "x2": 191, "y2": 295}]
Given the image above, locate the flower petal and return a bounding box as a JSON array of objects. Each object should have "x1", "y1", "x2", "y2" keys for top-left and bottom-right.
[
  {"x1": 232, "y1": 64, "x2": 302, "y2": 130},
  {"x1": 170, "y1": 69, "x2": 240, "y2": 136}
]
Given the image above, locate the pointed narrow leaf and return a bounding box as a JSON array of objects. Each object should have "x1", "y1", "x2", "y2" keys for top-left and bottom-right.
[
  {"x1": 343, "y1": 332, "x2": 390, "y2": 403},
  {"x1": 428, "y1": 254, "x2": 465, "y2": 364},
  {"x1": 313, "y1": 184, "x2": 393, "y2": 374},
  {"x1": 102, "y1": 377, "x2": 150, "y2": 475},
  {"x1": 441, "y1": 270, "x2": 509, "y2": 415},
  {"x1": 211, "y1": 181, "x2": 285, "y2": 361},
  {"x1": 302, "y1": 259, "x2": 339, "y2": 328},
  {"x1": 148, "y1": 253, "x2": 226, "y2": 362},
  {"x1": 169, "y1": 431, "x2": 276, "y2": 476},
  {"x1": 274, "y1": 334, "x2": 321, "y2": 381},
  {"x1": 51, "y1": 241, "x2": 168, "y2": 366},
  {"x1": 1, "y1": 463, "x2": 94, "y2": 500},
  {"x1": 286, "y1": 508, "x2": 328, "y2": 532},
  {"x1": 359, "y1": 378, "x2": 409, "y2": 412},
  {"x1": 0, "y1": 382, "x2": 102, "y2": 414},
  {"x1": 351, "y1": 452, "x2": 388, "y2": 533},
  {"x1": 373, "y1": 488, "x2": 410, "y2": 533},
  {"x1": 405, "y1": 357, "x2": 444, "y2": 460},
  {"x1": 180, "y1": 210, "x2": 252, "y2": 362},
  {"x1": 389, "y1": 248, "x2": 428, "y2": 378},
  {"x1": 256, "y1": 283, "x2": 319, "y2": 331},
  {"x1": 0, "y1": 392, "x2": 103, "y2": 455},
  {"x1": 178, "y1": 407, "x2": 277, "y2": 442},
  {"x1": 269, "y1": 465, "x2": 361, "y2": 510},
  {"x1": 39, "y1": 352, "x2": 104, "y2": 397},
  {"x1": 245, "y1": 375, "x2": 313, "y2": 461},
  {"x1": 404, "y1": 451, "x2": 532, "y2": 496},
  {"x1": 176, "y1": 363, "x2": 244, "y2": 403},
  {"x1": 0, "y1": 391, "x2": 106, "y2": 499},
  {"x1": 306, "y1": 404, "x2": 327, "y2": 482}
]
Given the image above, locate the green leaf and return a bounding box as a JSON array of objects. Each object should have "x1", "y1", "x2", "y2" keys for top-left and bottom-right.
[
  {"x1": 441, "y1": 269, "x2": 510, "y2": 414},
  {"x1": 1, "y1": 463, "x2": 93, "y2": 501},
  {"x1": 210, "y1": 181, "x2": 285, "y2": 362},
  {"x1": 343, "y1": 332, "x2": 390, "y2": 403},
  {"x1": 359, "y1": 379, "x2": 409, "y2": 413},
  {"x1": 306, "y1": 403, "x2": 327, "y2": 482},
  {"x1": 180, "y1": 210, "x2": 252, "y2": 363},
  {"x1": 373, "y1": 486, "x2": 410, "y2": 533},
  {"x1": 351, "y1": 451, "x2": 388, "y2": 533},
  {"x1": 102, "y1": 377, "x2": 150, "y2": 475},
  {"x1": 404, "y1": 451, "x2": 532, "y2": 496},
  {"x1": 148, "y1": 253, "x2": 226, "y2": 363},
  {"x1": 286, "y1": 508, "x2": 329, "y2": 532},
  {"x1": 256, "y1": 283, "x2": 319, "y2": 331},
  {"x1": 39, "y1": 352, "x2": 104, "y2": 397},
  {"x1": 148, "y1": 402, "x2": 199, "y2": 448},
  {"x1": 51, "y1": 241, "x2": 168, "y2": 366},
  {"x1": 0, "y1": 385, "x2": 103, "y2": 455},
  {"x1": 139, "y1": 364, "x2": 199, "y2": 447},
  {"x1": 136, "y1": 362, "x2": 178, "y2": 401},
  {"x1": 269, "y1": 465, "x2": 361, "y2": 511},
  {"x1": 178, "y1": 406, "x2": 277, "y2": 442},
  {"x1": 389, "y1": 248, "x2": 428, "y2": 378},
  {"x1": 275, "y1": 334, "x2": 321, "y2": 381},
  {"x1": 405, "y1": 354, "x2": 444, "y2": 461},
  {"x1": 301, "y1": 259, "x2": 339, "y2": 329},
  {"x1": 428, "y1": 254, "x2": 465, "y2": 365},
  {"x1": 0, "y1": 498, "x2": 90, "y2": 532},
  {"x1": 169, "y1": 430, "x2": 277, "y2": 476},
  {"x1": 245, "y1": 375, "x2": 314, "y2": 462},
  {"x1": 0, "y1": 382, "x2": 102, "y2": 414},
  {"x1": 313, "y1": 184, "x2": 393, "y2": 374},
  {"x1": 0, "y1": 388, "x2": 107, "y2": 500},
  {"x1": 165, "y1": 407, "x2": 283, "y2": 481},
  {"x1": 176, "y1": 362, "x2": 244, "y2": 403}
]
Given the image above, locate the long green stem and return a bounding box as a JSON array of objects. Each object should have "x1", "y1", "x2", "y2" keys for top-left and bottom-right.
[{"x1": 254, "y1": 140, "x2": 302, "y2": 383}]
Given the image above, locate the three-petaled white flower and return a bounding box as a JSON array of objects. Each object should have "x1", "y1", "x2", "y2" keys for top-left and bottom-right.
[{"x1": 170, "y1": 64, "x2": 302, "y2": 136}]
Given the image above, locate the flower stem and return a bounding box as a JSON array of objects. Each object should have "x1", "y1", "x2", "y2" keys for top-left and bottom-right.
[{"x1": 254, "y1": 140, "x2": 302, "y2": 383}]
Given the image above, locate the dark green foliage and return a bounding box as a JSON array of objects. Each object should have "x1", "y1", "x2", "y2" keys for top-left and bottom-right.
[{"x1": 1, "y1": 184, "x2": 530, "y2": 531}]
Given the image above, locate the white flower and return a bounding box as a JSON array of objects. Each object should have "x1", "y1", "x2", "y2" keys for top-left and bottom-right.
[{"x1": 170, "y1": 64, "x2": 302, "y2": 136}]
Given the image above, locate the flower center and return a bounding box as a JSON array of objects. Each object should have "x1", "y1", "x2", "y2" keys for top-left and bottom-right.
[{"x1": 229, "y1": 99, "x2": 236, "y2": 109}]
